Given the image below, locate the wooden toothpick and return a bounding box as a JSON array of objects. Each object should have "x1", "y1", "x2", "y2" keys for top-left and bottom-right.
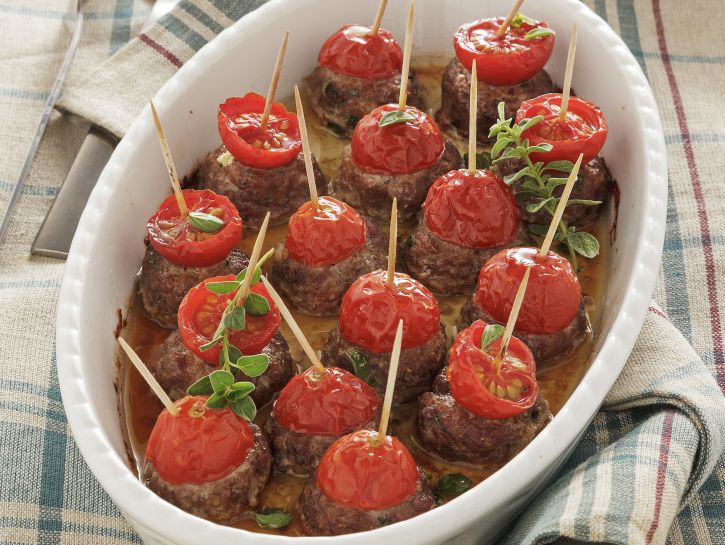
[
  {"x1": 468, "y1": 62, "x2": 478, "y2": 175},
  {"x1": 374, "y1": 319, "x2": 404, "y2": 444},
  {"x1": 539, "y1": 153, "x2": 583, "y2": 256},
  {"x1": 238, "y1": 212, "x2": 270, "y2": 302},
  {"x1": 294, "y1": 85, "x2": 319, "y2": 209},
  {"x1": 387, "y1": 198, "x2": 398, "y2": 289},
  {"x1": 397, "y1": 0, "x2": 415, "y2": 110},
  {"x1": 370, "y1": 0, "x2": 389, "y2": 36},
  {"x1": 118, "y1": 337, "x2": 179, "y2": 416},
  {"x1": 260, "y1": 31, "x2": 289, "y2": 132},
  {"x1": 150, "y1": 100, "x2": 187, "y2": 217},
  {"x1": 260, "y1": 276, "x2": 326, "y2": 373},
  {"x1": 559, "y1": 24, "x2": 578, "y2": 123},
  {"x1": 497, "y1": 0, "x2": 526, "y2": 37}
]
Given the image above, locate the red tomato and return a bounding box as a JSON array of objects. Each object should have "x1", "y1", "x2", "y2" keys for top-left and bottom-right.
[
  {"x1": 218, "y1": 92, "x2": 302, "y2": 169},
  {"x1": 285, "y1": 196, "x2": 367, "y2": 266},
  {"x1": 424, "y1": 169, "x2": 520, "y2": 248},
  {"x1": 475, "y1": 247, "x2": 581, "y2": 334},
  {"x1": 454, "y1": 17, "x2": 555, "y2": 86},
  {"x1": 517, "y1": 93, "x2": 608, "y2": 164},
  {"x1": 316, "y1": 429, "x2": 418, "y2": 510},
  {"x1": 318, "y1": 24, "x2": 402, "y2": 80},
  {"x1": 447, "y1": 320, "x2": 538, "y2": 419},
  {"x1": 351, "y1": 104, "x2": 445, "y2": 175},
  {"x1": 145, "y1": 396, "x2": 253, "y2": 485},
  {"x1": 178, "y1": 276, "x2": 281, "y2": 364},
  {"x1": 274, "y1": 366, "x2": 381, "y2": 436},
  {"x1": 146, "y1": 189, "x2": 243, "y2": 267},
  {"x1": 339, "y1": 270, "x2": 441, "y2": 353}
]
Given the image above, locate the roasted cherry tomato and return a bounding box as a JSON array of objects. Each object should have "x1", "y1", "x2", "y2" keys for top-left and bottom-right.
[
  {"x1": 146, "y1": 189, "x2": 243, "y2": 268},
  {"x1": 424, "y1": 169, "x2": 520, "y2": 248},
  {"x1": 285, "y1": 196, "x2": 367, "y2": 266},
  {"x1": 145, "y1": 396, "x2": 253, "y2": 485},
  {"x1": 218, "y1": 92, "x2": 302, "y2": 169},
  {"x1": 454, "y1": 17, "x2": 555, "y2": 85},
  {"x1": 316, "y1": 429, "x2": 418, "y2": 510},
  {"x1": 318, "y1": 24, "x2": 403, "y2": 80},
  {"x1": 274, "y1": 366, "x2": 381, "y2": 436},
  {"x1": 178, "y1": 276, "x2": 281, "y2": 364},
  {"x1": 447, "y1": 320, "x2": 538, "y2": 419},
  {"x1": 339, "y1": 270, "x2": 440, "y2": 353},
  {"x1": 517, "y1": 93, "x2": 608, "y2": 164},
  {"x1": 351, "y1": 104, "x2": 445, "y2": 175},
  {"x1": 475, "y1": 247, "x2": 581, "y2": 334}
]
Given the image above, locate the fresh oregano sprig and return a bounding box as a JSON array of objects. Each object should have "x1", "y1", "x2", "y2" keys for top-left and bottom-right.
[{"x1": 489, "y1": 102, "x2": 600, "y2": 270}]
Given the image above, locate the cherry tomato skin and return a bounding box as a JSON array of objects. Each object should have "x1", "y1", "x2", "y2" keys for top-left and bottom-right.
[
  {"x1": 339, "y1": 270, "x2": 441, "y2": 353},
  {"x1": 316, "y1": 429, "x2": 419, "y2": 510},
  {"x1": 424, "y1": 169, "x2": 521, "y2": 249},
  {"x1": 146, "y1": 189, "x2": 243, "y2": 267},
  {"x1": 318, "y1": 24, "x2": 403, "y2": 80},
  {"x1": 454, "y1": 17, "x2": 555, "y2": 86},
  {"x1": 447, "y1": 320, "x2": 538, "y2": 419},
  {"x1": 285, "y1": 196, "x2": 367, "y2": 266},
  {"x1": 145, "y1": 396, "x2": 254, "y2": 485},
  {"x1": 274, "y1": 366, "x2": 381, "y2": 436},
  {"x1": 517, "y1": 93, "x2": 608, "y2": 164},
  {"x1": 217, "y1": 92, "x2": 302, "y2": 169},
  {"x1": 351, "y1": 104, "x2": 445, "y2": 175},
  {"x1": 178, "y1": 276, "x2": 281, "y2": 364},
  {"x1": 475, "y1": 247, "x2": 581, "y2": 334}
]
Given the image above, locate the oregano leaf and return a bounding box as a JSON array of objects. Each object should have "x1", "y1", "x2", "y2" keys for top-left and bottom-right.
[
  {"x1": 566, "y1": 231, "x2": 600, "y2": 258},
  {"x1": 255, "y1": 508, "x2": 293, "y2": 529},
  {"x1": 480, "y1": 324, "x2": 505, "y2": 351},
  {"x1": 378, "y1": 110, "x2": 415, "y2": 127},
  {"x1": 187, "y1": 375, "x2": 213, "y2": 396},
  {"x1": 224, "y1": 307, "x2": 246, "y2": 331},
  {"x1": 244, "y1": 292, "x2": 270, "y2": 316},
  {"x1": 525, "y1": 28, "x2": 556, "y2": 40},
  {"x1": 235, "y1": 354, "x2": 270, "y2": 377},
  {"x1": 205, "y1": 280, "x2": 240, "y2": 295},
  {"x1": 230, "y1": 395, "x2": 257, "y2": 421},
  {"x1": 435, "y1": 473, "x2": 473, "y2": 496},
  {"x1": 188, "y1": 211, "x2": 225, "y2": 233},
  {"x1": 345, "y1": 347, "x2": 369, "y2": 383},
  {"x1": 209, "y1": 370, "x2": 235, "y2": 392}
]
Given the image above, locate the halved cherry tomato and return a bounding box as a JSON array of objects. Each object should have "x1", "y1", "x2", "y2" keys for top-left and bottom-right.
[
  {"x1": 424, "y1": 169, "x2": 520, "y2": 248},
  {"x1": 146, "y1": 396, "x2": 253, "y2": 485},
  {"x1": 274, "y1": 366, "x2": 380, "y2": 436},
  {"x1": 218, "y1": 92, "x2": 301, "y2": 169},
  {"x1": 339, "y1": 270, "x2": 440, "y2": 353},
  {"x1": 447, "y1": 320, "x2": 538, "y2": 419},
  {"x1": 178, "y1": 275, "x2": 281, "y2": 364},
  {"x1": 454, "y1": 17, "x2": 555, "y2": 85},
  {"x1": 146, "y1": 189, "x2": 243, "y2": 267},
  {"x1": 318, "y1": 24, "x2": 403, "y2": 80},
  {"x1": 285, "y1": 196, "x2": 366, "y2": 266},
  {"x1": 351, "y1": 104, "x2": 445, "y2": 175},
  {"x1": 475, "y1": 247, "x2": 581, "y2": 334},
  {"x1": 316, "y1": 429, "x2": 418, "y2": 510},
  {"x1": 517, "y1": 93, "x2": 608, "y2": 164}
]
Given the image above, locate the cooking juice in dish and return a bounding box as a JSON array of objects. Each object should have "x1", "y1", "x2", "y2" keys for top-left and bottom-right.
[{"x1": 118, "y1": 59, "x2": 611, "y2": 537}]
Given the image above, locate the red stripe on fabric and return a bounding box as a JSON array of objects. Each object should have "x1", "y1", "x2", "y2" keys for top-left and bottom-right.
[
  {"x1": 646, "y1": 410, "x2": 675, "y2": 544},
  {"x1": 652, "y1": 0, "x2": 725, "y2": 392},
  {"x1": 648, "y1": 306, "x2": 668, "y2": 319},
  {"x1": 138, "y1": 33, "x2": 183, "y2": 68}
]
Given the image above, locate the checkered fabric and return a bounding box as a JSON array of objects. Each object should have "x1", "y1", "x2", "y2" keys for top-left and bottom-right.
[{"x1": 0, "y1": 1, "x2": 723, "y2": 544}]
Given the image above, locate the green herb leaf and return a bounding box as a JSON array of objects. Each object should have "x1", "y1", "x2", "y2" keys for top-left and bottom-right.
[
  {"x1": 206, "y1": 391, "x2": 228, "y2": 409},
  {"x1": 255, "y1": 508, "x2": 293, "y2": 530},
  {"x1": 230, "y1": 395, "x2": 257, "y2": 421},
  {"x1": 497, "y1": 101, "x2": 506, "y2": 121},
  {"x1": 518, "y1": 115, "x2": 543, "y2": 132},
  {"x1": 244, "y1": 292, "x2": 270, "y2": 316},
  {"x1": 206, "y1": 280, "x2": 240, "y2": 295},
  {"x1": 525, "y1": 27, "x2": 556, "y2": 40},
  {"x1": 503, "y1": 168, "x2": 531, "y2": 185},
  {"x1": 510, "y1": 13, "x2": 536, "y2": 28},
  {"x1": 565, "y1": 231, "x2": 600, "y2": 258},
  {"x1": 491, "y1": 137, "x2": 512, "y2": 159},
  {"x1": 235, "y1": 266, "x2": 261, "y2": 285},
  {"x1": 528, "y1": 143, "x2": 554, "y2": 154},
  {"x1": 222, "y1": 343, "x2": 243, "y2": 368},
  {"x1": 235, "y1": 354, "x2": 270, "y2": 377},
  {"x1": 527, "y1": 197, "x2": 555, "y2": 214},
  {"x1": 528, "y1": 224, "x2": 549, "y2": 237},
  {"x1": 187, "y1": 375, "x2": 213, "y2": 396},
  {"x1": 378, "y1": 110, "x2": 416, "y2": 127},
  {"x1": 346, "y1": 347, "x2": 369, "y2": 382},
  {"x1": 209, "y1": 370, "x2": 235, "y2": 392},
  {"x1": 474, "y1": 151, "x2": 493, "y2": 169},
  {"x1": 567, "y1": 199, "x2": 602, "y2": 207},
  {"x1": 542, "y1": 160, "x2": 574, "y2": 173},
  {"x1": 200, "y1": 336, "x2": 222, "y2": 352},
  {"x1": 188, "y1": 211, "x2": 225, "y2": 233},
  {"x1": 230, "y1": 380, "x2": 255, "y2": 395},
  {"x1": 224, "y1": 307, "x2": 246, "y2": 331},
  {"x1": 435, "y1": 473, "x2": 473, "y2": 496},
  {"x1": 480, "y1": 324, "x2": 505, "y2": 351}
]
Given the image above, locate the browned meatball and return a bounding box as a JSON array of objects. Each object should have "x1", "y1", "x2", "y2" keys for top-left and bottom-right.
[
  {"x1": 268, "y1": 216, "x2": 387, "y2": 316},
  {"x1": 305, "y1": 66, "x2": 425, "y2": 138},
  {"x1": 147, "y1": 331, "x2": 294, "y2": 406},
  {"x1": 138, "y1": 246, "x2": 248, "y2": 329},
  {"x1": 141, "y1": 422, "x2": 271, "y2": 523},
  {"x1": 332, "y1": 142, "x2": 463, "y2": 224},
  {"x1": 436, "y1": 57, "x2": 558, "y2": 144},
  {"x1": 416, "y1": 370, "x2": 552, "y2": 465},
  {"x1": 299, "y1": 469, "x2": 435, "y2": 535},
  {"x1": 195, "y1": 146, "x2": 326, "y2": 230}
]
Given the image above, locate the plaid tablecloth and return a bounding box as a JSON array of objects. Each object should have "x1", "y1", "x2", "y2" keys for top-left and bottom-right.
[{"x1": 1, "y1": 1, "x2": 724, "y2": 544}]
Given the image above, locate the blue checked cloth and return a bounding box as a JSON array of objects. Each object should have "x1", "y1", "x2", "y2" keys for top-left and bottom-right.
[{"x1": 1, "y1": 1, "x2": 725, "y2": 544}]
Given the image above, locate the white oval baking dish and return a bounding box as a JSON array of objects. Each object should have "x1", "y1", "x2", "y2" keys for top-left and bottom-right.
[{"x1": 56, "y1": 0, "x2": 667, "y2": 543}]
